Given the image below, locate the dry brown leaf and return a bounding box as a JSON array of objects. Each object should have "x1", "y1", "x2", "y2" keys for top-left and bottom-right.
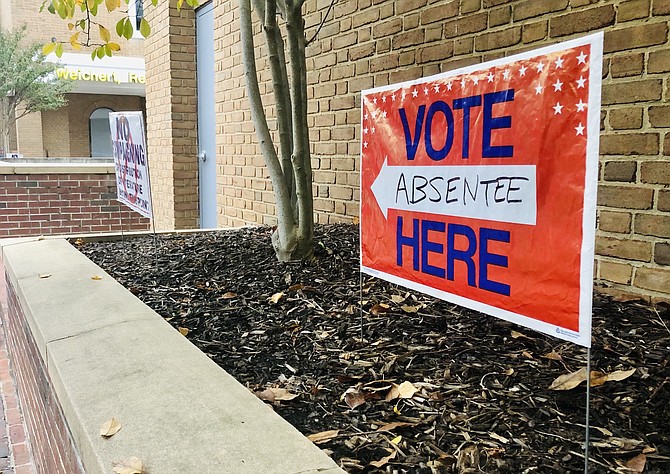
[
  {"x1": 511, "y1": 330, "x2": 531, "y2": 339},
  {"x1": 542, "y1": 351, "x2": 563, "y2": 361},
  {"x1": 221, "y1": 292, "x2": 237, "y2": 299},
  {"x1": 370, "y1": 303, "x2": 390, "y2": 315},
  {"x1": 607, "y1": 368, "x2": 636, "y2": 382},
  {"x1": 625, "y1": 453, "x2": 646, "y2": 473},
  {"x1": 504, "y1": 368, "x2": 514, "y2": 376},
  {"x1": 397, "y1": 381, "x2": 418, "y2": 399},
  {"x1": 590, "y1": 370, "x2": 608, "y2": 387},
  {"x1": 548, "y1": 368, "x2": 587, "y2": 390},
  {"x1": 390, "y1": 294, "x2": 406, "y2": 304},
  {"x1": 369, "y1": 450, "x2": 396, "y2": 468},
  {"x1": 307, "y1": 429, "x2": 339, "y2": 444},
  {"x1": 38, "y1": 273, "x2": 52, "y2": 279},
  {"x1": 112, "y1": 457, "x2": 144, "y2": 474},
  {"x1": 100, "y1": 418, "x2": 121, "y2": 438},
  {"x1": 344, "y1": 388, "x2": 366, "y2": 409},
  {"x1": 269, "y1": 292, "x2": 284, "y2": 304},
  {"x1": 400, "y1": 304, "x2": 421, "y2": 313},
  {"x1": 385, "y1": 384, "x2": 400, "y2": 401},
  {"x1": 255, "y1": 389, "x2": 275, "y2": 403},
  {"x1": 267, "y1": 387, "x2": 298, "y2": 401},
  {"x1": 352, "y1": 216, "x2": 359, "y2": 225},
  {"x1": 91, "y1": 275, "x2": 103, "y2": 280},
  {"x1": 178, "y1": 327, "x2": 189, "y2": 336},
  {"x1": 376, "y1": 421, "x2": 417, "y2": 432}
]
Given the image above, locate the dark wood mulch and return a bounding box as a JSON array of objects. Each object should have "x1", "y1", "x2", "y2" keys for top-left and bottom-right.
[{"x1": 75, "y1": 225, "x2": 669, "y2": 473}]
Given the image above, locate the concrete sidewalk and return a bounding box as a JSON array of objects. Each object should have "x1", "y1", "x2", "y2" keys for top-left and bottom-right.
[{"x1": 0, "y1": 257, "x2": 35, "y2": 474}]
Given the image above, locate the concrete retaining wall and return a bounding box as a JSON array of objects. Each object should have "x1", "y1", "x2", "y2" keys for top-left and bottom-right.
[{"x1": 1, "y1": 237, "x2": 343, "y2": 474}]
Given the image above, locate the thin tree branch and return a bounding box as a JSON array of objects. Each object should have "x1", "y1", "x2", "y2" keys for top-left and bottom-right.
[{"x1": 306, "y1": 0, "x2": 336, "y2": 46}]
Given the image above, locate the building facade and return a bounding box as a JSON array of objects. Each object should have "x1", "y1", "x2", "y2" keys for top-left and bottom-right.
[{"x1": 0, "y1": 0, "x2": 146, "y2": 158}]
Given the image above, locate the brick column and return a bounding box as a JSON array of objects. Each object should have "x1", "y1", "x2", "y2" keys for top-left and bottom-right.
[
  {"x1": 144, "y1": 2, "x2": 199, "y2": 230},
  {"x1": 15, "y1": 110, "x2": 44, "y2": 158}
]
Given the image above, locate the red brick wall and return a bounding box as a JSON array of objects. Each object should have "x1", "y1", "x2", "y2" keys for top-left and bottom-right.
[
  {"x1": 3, "y1": 280, "x2": 85, "y2": 474},
  {"x1": 0, "y1": 171, "x2": 150, "y2": 238}
]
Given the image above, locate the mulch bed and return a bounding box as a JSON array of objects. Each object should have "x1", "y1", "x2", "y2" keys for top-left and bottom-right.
[{"x1": 75, "y1": 224, "x2": 669, "y2": 473}]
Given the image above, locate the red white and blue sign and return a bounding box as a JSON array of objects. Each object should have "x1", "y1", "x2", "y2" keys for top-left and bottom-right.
[{"x1": 360, "y1": 34, "x2": 603, "y2": 347}]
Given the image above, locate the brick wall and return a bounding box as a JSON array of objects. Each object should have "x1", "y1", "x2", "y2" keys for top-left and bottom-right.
[
  {"x1": 144, "y1": 2, "x2": 199, "y2": 231},
  {"x1": 3, "y1": 280, "x2": 85, "y2": 474},
  {"x1": 0, "y1": 167, "x2": 149, "y2": 237},
  {"x1": 197, "y1": 0, "x2": 669, "y2": 302}
]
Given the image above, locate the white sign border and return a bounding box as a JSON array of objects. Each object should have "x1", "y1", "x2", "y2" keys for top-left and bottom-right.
[{"x1": 360, "y1": 33, "x2": 604, "y2": 348}]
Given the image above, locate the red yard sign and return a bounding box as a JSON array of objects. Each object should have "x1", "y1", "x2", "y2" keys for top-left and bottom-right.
[{"x1": 360, "y1": 34, "x2": 603, "y2": 347}]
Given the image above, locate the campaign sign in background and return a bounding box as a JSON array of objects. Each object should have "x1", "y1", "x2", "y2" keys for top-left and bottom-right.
[
  {"x1": 109, "y1": 111, "x2": 152, "y2": 219},
  {"x1": 360, "y1": 34, "x2": 603, "y2": 347}
]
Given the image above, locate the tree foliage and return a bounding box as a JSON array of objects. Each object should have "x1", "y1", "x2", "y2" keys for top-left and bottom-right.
[
  {"x1": 0, "y1": 27, "x2": 71, "y2": 155},
  {"x1": 43, "y1": 0, "x2": 317, "y2": 261}
]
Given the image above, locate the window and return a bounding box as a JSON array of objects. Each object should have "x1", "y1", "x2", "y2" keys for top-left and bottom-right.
[
  {"x1": 128, "y1": 0, "x2": 144, "y2": 38},
  {"x1": 89, "y1": 108, "x2": 113, "y2": 157}
]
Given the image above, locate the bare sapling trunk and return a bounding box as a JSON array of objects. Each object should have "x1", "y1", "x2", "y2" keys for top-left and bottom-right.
[{"x1": 239, "y1": 0, "x2": 314, "y2": 261}]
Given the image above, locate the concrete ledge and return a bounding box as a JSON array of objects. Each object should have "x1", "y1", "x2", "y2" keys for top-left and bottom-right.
[
  {"x1": 0, "y1": 163, "x2": 115, "y2": 174},
  {"x1": 2, "y1": 238, "x2": 343, "y2": 474}
]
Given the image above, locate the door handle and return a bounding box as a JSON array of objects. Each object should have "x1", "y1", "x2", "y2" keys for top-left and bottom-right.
[{"x1": 198, "y1": 150, "x2": 207, "y2": 162}]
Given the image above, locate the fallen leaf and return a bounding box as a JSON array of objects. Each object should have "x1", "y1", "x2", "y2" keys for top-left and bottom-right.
[
  {"x1": 377, "y1": 421, "x2": 417, "y2": 432},
  {"x1": 511, "y1": 330, "x2": 531, "y2": 339},
  {"x1": 390, "y1": 294, "x2": 406, "y2": 304},
  {"x1": 307, "y1": 429, "x2": 339, "y2": 444},
  {"x1": 74, "y1": 238, "x2": 85, "y2": 245},
  {"x1": 267, "y1": 387, "x2": 298, "y2": 401},
  {"x1": 504, "y1": 368, "x2": 514, "y2": 376},
  {"x1": 344, "y1": 388, "x2": 366, "y2": 409},
  {"x1": 269, "y1": 292, "x2": 284, "y2": 304},
  {"x1": 255, "y1": 389, "x2": 275, "y2": 403},
  {"x1": 112, "y1": 457, "x2": 144, "y2": 474},
  {"x1": 397, "y1": 381, "x2": 418, "y2": 399},
  {"x1": 352, "y1": 216, "x2": 359, "y2": 225},
  {"x1": 542, "y1": 351, "x2": 563, "y2": 361},
  {"x1": 385, "y1": 384, "x2": 400, "y2": 401},
  {"x1": 625, "y1": 453, "x2": 646, "y2": 473},
  {"x1": 391, "y1": 435, "x2": 402, "y2": 445},
  {"x1": 590, "y1": 370, "x2": 608, "y2": 387},
  {"x1": 400, "y1": 304, "x2": 421, "y2": 313},
  {"x1": 38, "y1": 273, "x2": 52, "y2": 279},
  {"x1": 369, "y1": 450, "x2": 396, "y2": 468},
  {"x1": 548, "y1": 368, "x2": 587, "y2": 390},
  {"x1": 370, "y1": 303, "x2": 390, "y2": 315},
  {"x1": 91, "y1": 275, "x2": 103, "y2": 281},
  {"x1": 607, "y1": 368, "x2": 636, "y2": 382},
  {"x1": 178, "y1": 327, "x2": 189, "y2": 336},
  {"x1": 221, "y1": 292, "x2": 237, "y2": 299},
  {"x1": 100, "y1": 418, "x2": 121, "y2": 438}
]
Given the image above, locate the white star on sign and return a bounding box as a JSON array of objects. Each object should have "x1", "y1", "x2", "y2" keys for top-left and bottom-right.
[
  {"x1": 577, "y1": 51, "x2": 588, "y2": 64},
  {"x1": 433, "y1": 84, "x2": 440, "y2": 93},
  {"x1": 460, "y1": 78, "x2": 467, "y2": 88},
  {"x1": 575, "y1": 123, "x2": 585, "y2": 135},
  {"x1": 576, "y1": 99, "x2": 587, "y2": 112},
  {"x1": 553, "y1": 79, "x2": 563, "y2": 92},
  {"x1": 536, "y1": 62, "x2": 544, "y2": 72},
  {"x1": 371, "y1": 127, "x2": 376, "y2": 134},
  {"x1": 472, "y1": 76, "x2": 480, "y2": 85},
  {"x1": 363, "y1": 127, "x2": 368, "y2": 134},
  {"x1": 373, "y1": 97, "x2": 377, "y2": 104},
  {"x1": 402, "y1": 90, "x2": 407, "y2": 100},
  {"x1": 424, "y1": 87, "x2": 429, "y2": 96},
  {"x1": 412, "y1": 89, "x2": 418, "y2": 97},
  {"x1": 553, "y1": 102, "x2": 563, "y2": 114},
  {"x1": 555, "y1": 57, "x2": 564, "y2": 68},
  {"x1": 487, "y1": 72, "x2": 495, "y2": 82},
  {"x1": 519, "y1": 65, "x2": 527, "y2": 76},
  {"x1": 382, "y1": 95, "x2": 386, "y2": 103},
  {"x1": 535, "y1": 84, "x2": 543, "y2": 95},
  {"x1": 364, "y1": 141, "x2": 368, "y2": 148},
  {"x1": 576, "y1": 76, "x2": 586, "y2": 89},
  {"x1": 382, "y1": 110, "x2": 387, "y2": 118},
  {"x1": 503, "y1": 69, "x2": 511, "y2": 80},
  {"x1": 447, "y1": 82, "x2": 453, "y2": 91},
  {"x1": 391, "y1": 93, "x2": 396, "y2": 101},
  {"x1": 364, "y1": 113, "x2": 369, "y2": 120}
]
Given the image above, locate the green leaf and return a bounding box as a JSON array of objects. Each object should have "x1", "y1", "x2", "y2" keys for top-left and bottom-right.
[
  {"x1": 42, "y1": 42, "x2": 57, "y2": 55},
  {"x1": 123, "y1": 18, "x2": 134, "y2": 40},
  {"x1": 91, "y1": 48, "x2": 98, "y2": 60},
  {"x1": 47, "y1": 2, "x2": 55, "y2": 14},
  {"x1": 96, "y1": 46, "x2": 105, "y2": 59},
  {"x1": 56, "y1": 2, "x2": 67, "y2": 19},
  {"x1": 139, "y1": 17, "x2": 150, "y2": 38},
  {"x1": 90, "y1": 0, "x2": 98, "y2": 16},
  {"x1": 99, "y1": 24, "x2": 111, "y2": 42},
  {"x1": 115, "y1": 18, "x2": 125, "y2": 37},
  {"x1": 55, "y1": 42, "x2": 63, "y2": 57},
  {"x1": 108, "y1": 42, "x2": 121, "y2": 51},
  {"x1": 104, "y1": 44, "x2": 112, "y2": 56}
]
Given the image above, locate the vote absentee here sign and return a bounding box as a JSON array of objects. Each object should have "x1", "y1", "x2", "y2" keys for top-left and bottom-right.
[{"x1": 360, "y1": 34, "x2": 603, "y2": 347}]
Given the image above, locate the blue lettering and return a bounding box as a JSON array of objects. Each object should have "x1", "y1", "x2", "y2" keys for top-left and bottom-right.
[
  {"x1": 399, "y1": 105, "x2": 425, "y2": 161},
  {"x1": 447, "y1": 223, "x2": 477, "y2": 287},
  {"x1": 421, "y1": 220, "x2": 445, "y2": 278},
  {"x1": 424, "y1": 101, "x2": 454, "y2": 161},
  {"x1": 453, "y1": 95, "x2": 482, "y2": 159},
  {"x1": 479, "y1": 228, "x2": 511, "y2": 296},
  {"x1": 483, "y1": 89, "x2": 514, "y2": 158},
  {"x1": 396, "y1": 217, "x2": 420, "y2": 270}
]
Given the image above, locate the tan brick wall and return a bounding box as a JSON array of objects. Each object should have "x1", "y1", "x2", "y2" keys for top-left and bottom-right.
[
  {"x1": 15, "y1": 109, "x2": 44, "y2": 157},
  {"x1": 153, "y1": 0, "x2": 670, "y2": 301},
  {"x1": 144, "y1": 1, "x2": 199, "y2": 230}
]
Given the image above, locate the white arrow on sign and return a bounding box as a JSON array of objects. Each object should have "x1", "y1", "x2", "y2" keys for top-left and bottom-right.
[{"x1": 370, "y1": 158, "x2": 537, "y2": 225}]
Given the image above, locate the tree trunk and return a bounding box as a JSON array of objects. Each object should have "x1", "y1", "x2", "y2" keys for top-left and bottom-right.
[{"x1": 0, "y1": 99, "x2": 10, "y2": 156}]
